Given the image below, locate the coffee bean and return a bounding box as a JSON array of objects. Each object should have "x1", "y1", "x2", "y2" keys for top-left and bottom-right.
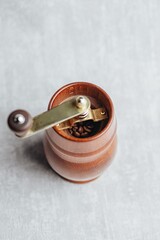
[
  {"x1": 81, "y1": 132, "x2": 88, "y2": 137},
  {"x1": 86, "y1": 122, "x2": 94, "y2": 129},
  {"x1": 73, "y1": 131, "x2": 81, "y2": 137},
  {"x1": 87, "y1": 124, "x2": 94, "y2": 129},
  {"x1": 78, "y1": 126, "x2": 84, "y2": 133},
  {"x1": 68, "y1": 120, "x2": 99, "y2": 138},
  {"x1": 83, "y1": 126, "x2": 92, "y2": 133},
  {"x1": 72, "y1": 127, "x2": 77, "y2": 132},
  {"x1": 69, "y1": 129, "x2": 73, "y2": 135}
]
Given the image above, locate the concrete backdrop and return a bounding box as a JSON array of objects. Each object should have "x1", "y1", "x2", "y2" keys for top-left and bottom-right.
[{"x1": 0, "y1": 0, "x2": 160, "y2": 239}]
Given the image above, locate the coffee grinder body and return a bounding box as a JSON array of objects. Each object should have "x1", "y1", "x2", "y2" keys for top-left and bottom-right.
[{"x1": 8, "y1": 82, "x2": 117, "y2": 183}]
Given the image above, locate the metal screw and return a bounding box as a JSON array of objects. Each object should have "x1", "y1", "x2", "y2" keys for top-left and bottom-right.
[
  {"x1": 101, "y1": 110, "x2": 106, "y2": 115},
  {"x1": 13, "y1": 114, "x2": 25, "y2": 124}
]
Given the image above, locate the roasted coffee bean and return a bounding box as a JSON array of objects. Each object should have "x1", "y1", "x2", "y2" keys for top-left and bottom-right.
[
  {"x1": 78, "y1": 126, "x2": 84, "y2": 133},
  {"x1": 69, "y1": 129, "x2": 73, "y2": 135},
  {"x1": 86, "y1": 122, "x2": 94, "y2": 128},
  {"x1": 86, "y1": 124, "x2": 94, "y2": 129},
  {"x1": 81, "y1": 132, "x2": 88, "y2": 137},
  {"x1": 68, "y1": 120, "x2": 99, "y2": 138},
  {"x1": 72, "y1": 127, "x2": 77, "y2": 132},
  {"x1": 73, "y1": 131, "x2": 81, "y2": 137},
  {"x1": 83, "y1": 126, "x2": 92, "y2": 133}
]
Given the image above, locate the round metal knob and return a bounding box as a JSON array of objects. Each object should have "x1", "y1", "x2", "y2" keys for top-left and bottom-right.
[
  {"x1": 75, "y1": 96, "x2": 87, "y2": 109},
  {"x1": 7, "y1": 110, "x2": 32, "y2": 137}
]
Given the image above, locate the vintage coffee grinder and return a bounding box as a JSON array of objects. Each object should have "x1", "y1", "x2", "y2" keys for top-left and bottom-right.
[{"x1": 8, "y1": 82, "x2": 117, "y2": 183}]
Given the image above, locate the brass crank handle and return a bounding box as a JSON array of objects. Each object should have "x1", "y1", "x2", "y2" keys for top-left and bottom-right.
[{"x1": 7, "y1": 96, "x2": 90, "y2": 138}]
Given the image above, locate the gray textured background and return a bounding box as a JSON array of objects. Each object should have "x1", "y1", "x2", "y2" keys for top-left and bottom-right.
[{"x1": 0, "y1": 0, "x2": 160, "y2": 239}]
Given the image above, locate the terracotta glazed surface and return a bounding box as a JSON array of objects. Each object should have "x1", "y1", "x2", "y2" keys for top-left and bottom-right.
[{"x1": 43, "y1": 82, "x2": 117, "y2": 183}]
